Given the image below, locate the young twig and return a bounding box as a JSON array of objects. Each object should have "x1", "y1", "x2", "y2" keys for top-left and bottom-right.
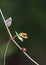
[
  {"x1": 0, "y1": 9, "x2": 39, "y2": 65},
  {"x1": 4, "y1": 39, "x2": 11, "y2": 65},
  {"x1": 4, "y1": 36, "x2": 17, "y2": 65}
]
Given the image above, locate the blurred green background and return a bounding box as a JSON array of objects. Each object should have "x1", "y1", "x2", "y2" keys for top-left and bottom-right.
[{"x1": 0, "y1": 0, "x2": 46, "y2": 65}]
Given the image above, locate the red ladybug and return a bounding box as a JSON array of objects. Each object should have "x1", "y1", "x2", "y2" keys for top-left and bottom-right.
[
  {"x1": 22, "y1": 33, "x2": 27, "y2": 37},
  {"x1": 21, "y1": 47, "x2": 27, "y2": 52}
]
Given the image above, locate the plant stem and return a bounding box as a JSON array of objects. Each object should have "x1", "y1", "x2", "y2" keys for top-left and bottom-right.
[
  {"x1": 4, "y1": 39, "x2": 11, "y2": 65},
  {"x1": 0, "y1": 9, "x2": 39, "y2": 65},
  {"x1": 23, "y1": 52, "x2": 39, "y2": 65}
]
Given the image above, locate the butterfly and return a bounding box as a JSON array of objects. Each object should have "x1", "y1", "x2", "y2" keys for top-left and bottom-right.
[{"x1": 5, "y1": 17, "x2": 12, "y2": 27}]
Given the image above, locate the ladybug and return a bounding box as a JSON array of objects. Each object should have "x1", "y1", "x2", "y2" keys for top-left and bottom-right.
[
  {"x1": 21, "y1": 47, "x2": 27, "y2": 52},
  {"x1": 22, "y1": 33, "x2": 27, "y2": 37}
]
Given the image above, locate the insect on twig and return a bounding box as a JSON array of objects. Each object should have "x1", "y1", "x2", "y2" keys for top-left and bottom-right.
[{"x1": 0, "y1": 9, "x2": 39, "y2": 65}]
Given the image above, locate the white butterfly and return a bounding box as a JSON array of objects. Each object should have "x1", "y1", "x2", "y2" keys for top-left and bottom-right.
[{"x1": 5, "y1": 17, "x2": 12, "y2": 27}]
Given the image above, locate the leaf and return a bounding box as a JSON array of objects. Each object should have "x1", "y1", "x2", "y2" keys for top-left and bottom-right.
[
  {"x1": 17, "y1": 35, "x2": 23, "y2": 42},
  {"x1": 15, "y1": 31, "x2": 23, "y2": 42}
]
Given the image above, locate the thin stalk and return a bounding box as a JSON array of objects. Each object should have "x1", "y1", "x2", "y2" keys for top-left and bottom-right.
[
  {"x1": 0, "y1": 9, "x2": 39, "y2": 65},
  {"x1": 4, "y1": 39, "x2": 11, "y2": 65},
  {"x1": 3, "y1": 35, "x2": 17, "y2": 65}
]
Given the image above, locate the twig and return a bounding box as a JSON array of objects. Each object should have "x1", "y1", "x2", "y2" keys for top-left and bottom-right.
[
  {"x1": 3, "y1": 35, "x2": 17, "y2": 65},
  {"x1": 0, "y1": 9, "x2": 39, "y2": 65},
  {"x1": 4, "y1": 39, "x2": 11, "y2": 65}
]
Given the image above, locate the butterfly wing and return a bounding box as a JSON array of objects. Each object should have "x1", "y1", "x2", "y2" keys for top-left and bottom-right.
[{"x1": 5, "y1": 17, "x2": 12, "y2": 27}]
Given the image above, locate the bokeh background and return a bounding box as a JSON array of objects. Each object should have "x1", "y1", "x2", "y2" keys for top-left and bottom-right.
[{"x1": 0, "y1": 0, "x2": 46, "y2": 65}]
